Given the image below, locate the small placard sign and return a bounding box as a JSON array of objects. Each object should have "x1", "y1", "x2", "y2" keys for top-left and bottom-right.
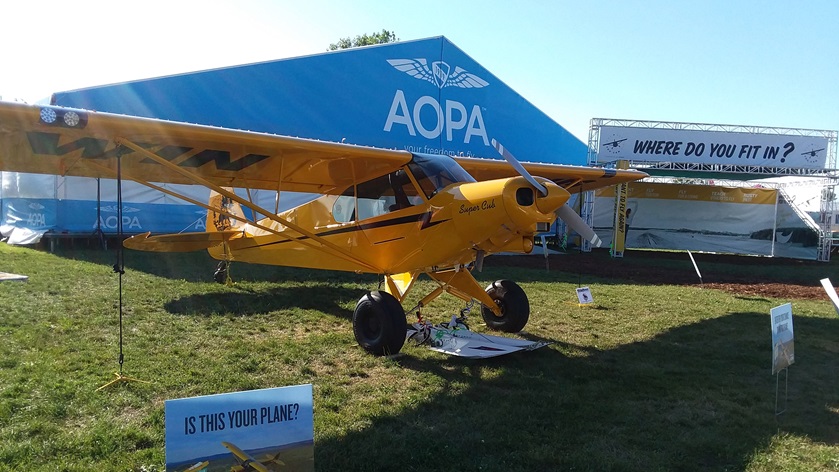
[{"x1": 576, "y1": 287, "x2": 593, "y2": 305}]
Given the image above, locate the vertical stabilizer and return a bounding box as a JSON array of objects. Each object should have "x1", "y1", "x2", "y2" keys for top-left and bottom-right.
[{"x1": 207, "y1": 188, "x2": 247, "y2": 232}]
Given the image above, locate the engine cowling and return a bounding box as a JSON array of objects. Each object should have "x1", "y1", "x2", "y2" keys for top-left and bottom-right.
[{"x1": 449, "y1": 176, "x2": 569, "y2": 255}]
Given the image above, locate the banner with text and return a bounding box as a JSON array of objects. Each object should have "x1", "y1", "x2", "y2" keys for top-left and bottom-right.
[
  {"x1": 165, "y1": 384, "x2": 314, "y2": 471},
  {"x1": 598, "y1": 125, "x2": 829, "y2": 169}
]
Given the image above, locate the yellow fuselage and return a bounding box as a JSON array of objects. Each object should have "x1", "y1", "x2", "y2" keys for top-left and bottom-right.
[{"x1": 210, "y1": 174, "x2": 569, "y2": 275}]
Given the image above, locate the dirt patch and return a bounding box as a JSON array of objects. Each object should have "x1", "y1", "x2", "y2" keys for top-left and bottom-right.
[{"x1": 487, "y1": 249, "x2": 831, "y2": 300}]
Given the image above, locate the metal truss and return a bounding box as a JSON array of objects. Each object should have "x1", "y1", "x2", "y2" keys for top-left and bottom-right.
[
  {"x1": 634, "y1": 161, "x2": 839, "y2": 178},
  {"x1": 639, "y1": 176, "x2": 837, "y2": 189}
]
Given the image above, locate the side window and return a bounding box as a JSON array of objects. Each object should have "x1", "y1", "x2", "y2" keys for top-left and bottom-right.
[
  {"x1": 340, "y1": 169, "x2": 423, "y2": 222},
  {"x1": 356, "y1": 174, "x2": 391, "y2": 220},
  {"x1": 332, "y1": 190, "x2": 355, "y2": 223}
]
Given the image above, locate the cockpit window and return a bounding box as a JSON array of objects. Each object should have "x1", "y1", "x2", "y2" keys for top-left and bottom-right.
[
  {"x1": 332, "y1": 168, "x2": 424, "y2": 223},
  {"x1": 408, "y1": 153, "x2": 476, "y2": 199},
  {"x1": 332, "y1": 187, "x2": 355, "y2": 224}
]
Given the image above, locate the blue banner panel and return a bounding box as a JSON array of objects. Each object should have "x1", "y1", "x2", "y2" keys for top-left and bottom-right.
[
  {"x1": 2, "y1": 198, "x2": 57, "y2": 231},
  {"x1": 55, "y1": 200, "x2": 207, "y2": 234},
  {"x1": 3, "y1": 198, "x2": 206, "y2": 235},
  {"x1": 53, "y1": 37, "x2": 585, "y2": 165}
]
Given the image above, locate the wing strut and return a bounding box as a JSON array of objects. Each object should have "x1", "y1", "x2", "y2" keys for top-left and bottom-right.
[
  {"x1": 81, "y1": 157, "x2": 381, "y2": 272},
  {"x1": 113, "y1": 139, "x2": 383, "y2": 273}
]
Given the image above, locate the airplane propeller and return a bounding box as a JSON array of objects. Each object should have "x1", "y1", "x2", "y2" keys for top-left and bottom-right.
[
  {"x1": 556, "y1": 204, "x2": 602, "y2": 248},
  {"x1": 491, "y1": 138, "x2": 548, "y2": 196},
  {"x1": 491, "y1": 138, "x2": 602, "y2": 247}
]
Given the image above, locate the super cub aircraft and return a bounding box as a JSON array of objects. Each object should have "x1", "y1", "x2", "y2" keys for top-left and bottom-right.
[{"x1": 0, "y1": 101, "x2": 646, "y2": 356}]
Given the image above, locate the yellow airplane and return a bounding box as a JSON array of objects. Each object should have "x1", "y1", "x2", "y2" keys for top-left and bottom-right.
[
  {"x1": 222, "y1": 441, "x2": 284, "y2": 472},
  {"x1": 0, "y1": 101, "x2": 645, "y2": 355}
]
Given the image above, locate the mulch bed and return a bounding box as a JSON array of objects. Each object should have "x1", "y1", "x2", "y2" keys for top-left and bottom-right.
[{"x1": 487, "y1": 249, "x2": 832, "y2": 301}]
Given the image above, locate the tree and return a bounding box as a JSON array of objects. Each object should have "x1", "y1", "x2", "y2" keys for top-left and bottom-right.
[{"x1": 328, "y1": 29, "x2": 398, "y2": 50}]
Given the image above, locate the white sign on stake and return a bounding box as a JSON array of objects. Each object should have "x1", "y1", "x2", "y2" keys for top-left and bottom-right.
[
  {"x1": 820, "y1": 278, "x2": 839, "y2": 315},
  {"x1": 687, "y1": 251, "x2": 703, "y2": 284},
  {"x1": 770, "y1": 303, "x2": 795, "y2": 375},
  {"x1": 576, "y1": 287, "x2": 593, "y2": 305}
]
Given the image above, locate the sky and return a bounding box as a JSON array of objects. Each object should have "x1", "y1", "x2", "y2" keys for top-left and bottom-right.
[{"x1": 2, "y1": 0, "x2": 838, "y2": 145}]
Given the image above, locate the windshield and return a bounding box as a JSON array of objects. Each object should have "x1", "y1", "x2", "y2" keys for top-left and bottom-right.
[{"x1": 408, "y1": 153, "x2": 476, "y2": 199}]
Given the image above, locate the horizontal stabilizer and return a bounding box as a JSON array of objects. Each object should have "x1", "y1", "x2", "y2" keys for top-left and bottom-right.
[{"x1": 122, "y1": 231, "x2": 241, "y2": 252}]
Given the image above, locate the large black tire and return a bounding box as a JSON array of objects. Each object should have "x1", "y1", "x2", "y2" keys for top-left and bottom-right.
[
  {"x1": 353, "y1": 291, "x2": 407, "y2": 355},
  {"x1": 481, "y1": 280, "x2": 530, "y2": 333}
]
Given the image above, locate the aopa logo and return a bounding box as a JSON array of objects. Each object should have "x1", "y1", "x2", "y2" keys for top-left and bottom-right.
[
  {"x1": 97, "y1": 205, "x2": 143, "y2": 230},
  {"x1": 387, "y1": 59, "x2": 489, "y2": 89},
  {"x1": 384, "y1": 58, "x2": 490, "y2": 146}
]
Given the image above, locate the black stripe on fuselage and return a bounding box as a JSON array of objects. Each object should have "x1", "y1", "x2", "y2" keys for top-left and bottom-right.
[{"x1": 237, "y1": 211, "x2": 449, "y2": 250}]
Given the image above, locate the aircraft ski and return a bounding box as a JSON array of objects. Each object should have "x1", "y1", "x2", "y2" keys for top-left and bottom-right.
[
  {"x1": 406, "y1": 318, "x2": 550, "y2": 359},
  {"x1": 0, "y1": 271, "x2": 28, "y2": 282}
]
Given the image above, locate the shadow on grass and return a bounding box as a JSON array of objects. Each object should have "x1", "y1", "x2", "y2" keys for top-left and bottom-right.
[
  {"x1": 314, "y1": 312, "x2": 839, "y2": 471},
  {"x1": 43, "y1": 246, "x2": 218, "y2": 282},
  {"x1": 486, "y1": 249, "x2": 834, "y2": 288},
  {"x1": 48, "y1": 246, "x2": 380, "y2": 286},
  {"x1": 164, "y1": 284, "x2": 360, "y2": 320}
]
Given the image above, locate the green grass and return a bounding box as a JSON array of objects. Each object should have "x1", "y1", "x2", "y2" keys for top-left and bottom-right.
[{"x1": 1, "y1": 243, "x2": 838, "y2": 471}]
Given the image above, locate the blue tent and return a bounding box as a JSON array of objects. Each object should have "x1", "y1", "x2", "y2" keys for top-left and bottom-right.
[{"x1": 53, "y1": 36, "x2": 585, "y2": 164}]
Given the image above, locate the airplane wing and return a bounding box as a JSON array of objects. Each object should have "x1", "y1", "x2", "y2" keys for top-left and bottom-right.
[
  {"x1": 455, "y1": 156, "x2": 647, "y2": 193},
  {"x1": 0, "y1": 102, "x2": 642, "y2": 196},
  {"x1": 0, "y1": 101, "x2": 411, "y2": 195}
]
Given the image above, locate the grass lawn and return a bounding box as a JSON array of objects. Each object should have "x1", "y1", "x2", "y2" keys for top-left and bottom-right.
[{"x1": 1, "y1": 242, "x2": 838, "y2": 471}]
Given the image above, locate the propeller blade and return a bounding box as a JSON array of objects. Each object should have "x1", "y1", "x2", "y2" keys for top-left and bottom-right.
[
  {"x1": 491, "y1": 138, "x2": 548, "y2": 196},
  {"x1": 556, "y1": 204, "x2": 602, "y2": 248}
]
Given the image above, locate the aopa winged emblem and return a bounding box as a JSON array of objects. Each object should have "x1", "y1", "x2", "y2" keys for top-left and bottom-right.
[{"x1": 387, "y1": 59, "x2": 489, "y2": 89}]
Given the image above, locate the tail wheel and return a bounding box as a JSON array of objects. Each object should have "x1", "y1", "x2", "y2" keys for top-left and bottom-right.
[
  {"x1": 481, "y1": 280, "x2": 530, "y2": 333},
  {"x1": 353, "y1": 291, "x2": 407, "y2": 356},
  {"x1": 213, "y1": 260, "x2": 230, "y2": 284}
]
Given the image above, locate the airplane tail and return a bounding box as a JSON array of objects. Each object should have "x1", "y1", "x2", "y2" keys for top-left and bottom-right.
[
  {"x1": 122, "y1": 189, "x2": 246, "y2": 254},
  {"x1": 207, "y1": 188, "x2": 247, "y2": 233}
]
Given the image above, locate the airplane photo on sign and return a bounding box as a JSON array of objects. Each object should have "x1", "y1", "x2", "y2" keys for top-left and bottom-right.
[{"x1": 0, "y1": 101, "x2": 645, "y2": 356}]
